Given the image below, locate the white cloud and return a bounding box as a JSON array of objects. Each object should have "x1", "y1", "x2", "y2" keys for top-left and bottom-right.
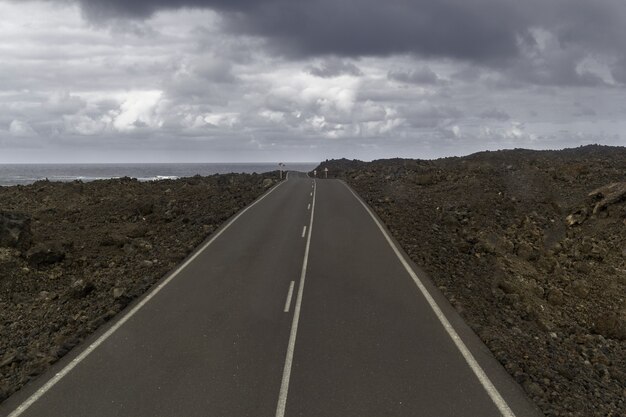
[
  {"x1": 203, "y1": 112, "x2": 240, "y2": 128},
  {"x1": 63, "y1": 114, "x2": 107, "y2": 135},
  {"x1": 9, "y1": 120, "x2": 38, "y2": 137},
  {"x1": 112, "y1": 91, "x2": 163, "y2": 131}
]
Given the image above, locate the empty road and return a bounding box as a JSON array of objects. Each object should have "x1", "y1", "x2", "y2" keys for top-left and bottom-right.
[{"x1": 1, "y1": 172, "x2": 542, "y2": 417}]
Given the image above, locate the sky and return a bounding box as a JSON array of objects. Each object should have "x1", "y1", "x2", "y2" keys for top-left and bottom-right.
[{"x1": 0, "y1": 0, "x2": 625, "y2": 163}]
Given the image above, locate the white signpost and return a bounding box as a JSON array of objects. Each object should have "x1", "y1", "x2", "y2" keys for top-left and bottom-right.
[
  {"x1": 279, "y1": 163, "x2": 286, "y2": 179},
  {"x1": 324, "y1": 167, "x2": 328, "y2": 179}
]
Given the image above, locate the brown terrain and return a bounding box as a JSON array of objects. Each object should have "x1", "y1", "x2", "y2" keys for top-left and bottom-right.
[
  {"x1": 316, "y1": 144, "x2": 626, "y2": 417},
  {"x1": 0, "y1": 173, "x2": 276, "y2": 403}
]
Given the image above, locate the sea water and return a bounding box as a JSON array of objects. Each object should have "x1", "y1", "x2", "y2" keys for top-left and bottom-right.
[{"x1": 0, "y1": 163, "x2": 318, "y2": 186}]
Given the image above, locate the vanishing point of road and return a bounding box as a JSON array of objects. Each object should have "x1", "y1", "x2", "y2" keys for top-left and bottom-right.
[{"x1": 1, "y1": 172, "x2": 543, "y2": 417}]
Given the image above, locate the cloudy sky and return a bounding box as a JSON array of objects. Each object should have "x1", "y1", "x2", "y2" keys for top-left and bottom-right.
[{"x1": 1, "y1": 0, "x2": 625, "y2": 162}]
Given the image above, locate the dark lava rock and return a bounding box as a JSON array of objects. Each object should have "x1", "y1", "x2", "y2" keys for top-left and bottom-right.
[
  {"x1": 0, "y1": 211, "x2": 32, "y2": 249},
  {"x1": 25, "y1": 242, "x2": 66, "y2": 266},
  {"x1": 569, "y1": 279, "x2": 590, "y2": 299},
  {"x1": 546, "y1": 288, "x2": 565, "y2": 306},
  {"x1": 588, "y1": 181, "x2": 626, "y2": 214},
  {"x1": 100, "y1": 233, "x2": 129, "y2": 248},
  {"x1": 566, "y1": 208, "x2": 588, "y2": 227},
  {"x1": 594, "y1": 311, "x2": 626, "y2": 341},
  {"x1": 69, "y1": 279, "x2": 95, "y2": 299},
  {"x1": 134, "y1": 200, "x2": 154, "y2": 216},
  {"x1": 524, "y1": 380, "x2": 546, "y2": 399},
  {"x1": 112, "y1": 287, "x2": 125, "y2": 299}
]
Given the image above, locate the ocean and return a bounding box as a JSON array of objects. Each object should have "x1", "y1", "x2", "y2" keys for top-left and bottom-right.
[{"x1": 0, "y1": 163, "x2": 318, "y2": 186}]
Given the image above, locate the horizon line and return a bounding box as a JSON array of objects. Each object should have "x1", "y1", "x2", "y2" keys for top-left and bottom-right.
[{"x1": 0, "y1": 161, "x2": 321, "y2": 165}]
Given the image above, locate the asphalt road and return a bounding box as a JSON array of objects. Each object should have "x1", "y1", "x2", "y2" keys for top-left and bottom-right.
[{"x1": 1, "y1": 172, "x2": 543, "y2": 417}]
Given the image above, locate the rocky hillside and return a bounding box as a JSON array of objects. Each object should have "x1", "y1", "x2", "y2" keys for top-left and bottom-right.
[
  {"x1": 317, "y1": 145, "x2": 626, "y2": 417},
  {"x1": 0, "y1": 173, "x2": 277, "y2": 403}
]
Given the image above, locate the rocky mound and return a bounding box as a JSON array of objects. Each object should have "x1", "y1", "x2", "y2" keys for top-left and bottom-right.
[
  {"x1": 317, "y1": 145, "x2": 626, "y2": 417},
  {"x1": 0, "y1": 173, "x2": 277, "y2": 403}
]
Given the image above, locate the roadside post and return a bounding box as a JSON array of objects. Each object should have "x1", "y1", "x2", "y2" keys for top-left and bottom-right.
[
  {"x1": 324, "y1": 167, "x2": 328, "y2": 179},
  {"x1": 279, "y1": 162, "x2": 285, "y2": 179}
]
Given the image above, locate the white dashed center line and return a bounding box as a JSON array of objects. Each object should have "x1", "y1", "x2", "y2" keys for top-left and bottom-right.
[{"x1": 283, "y1": 281, "x2": 295, "y2": 313}]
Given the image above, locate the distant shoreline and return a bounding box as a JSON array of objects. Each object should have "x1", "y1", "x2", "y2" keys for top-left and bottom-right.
[{"x1": 0, "y1": 162, "x2": 318, "y2": 186}]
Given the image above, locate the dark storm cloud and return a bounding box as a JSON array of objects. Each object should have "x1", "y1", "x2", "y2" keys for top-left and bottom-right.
[
  {"x1": 36, "y1": 0, "x2": 626, "y2": 73},
  {"x1": 388, "y1": 67, "x2": 443, "y2": 85},
  {"x1": 72, "y1": 0, "x2": 526, "y2": 61},
  {"x1": 227, "y1": 0, "x2": 526, "y2": 60}
]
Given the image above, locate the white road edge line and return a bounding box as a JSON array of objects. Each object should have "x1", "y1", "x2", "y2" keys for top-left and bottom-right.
[
  {"x1": 7, "y1": 180, "x2": 288, "y2": 417},
  {"x1": 283, "y1": 281, "x2": 295, "y2": 313},
  {"x1": 342, "y1": 182, "x2": 517, "y2": 417},
  {"x1": 275, "y1": 180, "x2": 316, "y2": 417},
  {"x1": 301, "y1": 225, "x2": 307, "y2": 238}
]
